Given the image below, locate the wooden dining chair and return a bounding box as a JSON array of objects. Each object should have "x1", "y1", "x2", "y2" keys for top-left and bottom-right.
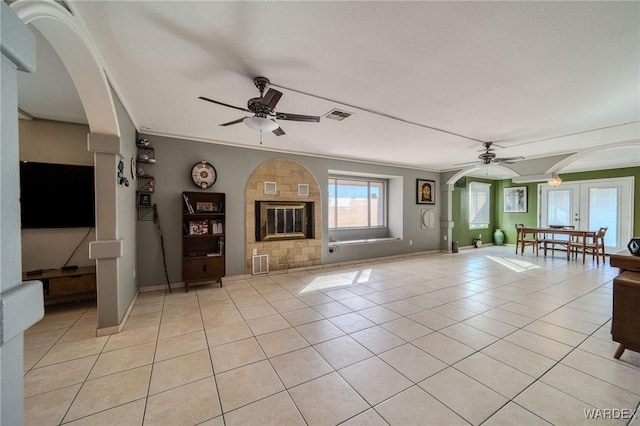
[
  {"x1": 515, "y1": 224, "x2": 538, "y2": 256},
  {"x1": 571, "y1": 227, "x2": 608, "y2": 264},
  {"x1": 514, "y1": 224, "x2": 523, "y2": 254}
]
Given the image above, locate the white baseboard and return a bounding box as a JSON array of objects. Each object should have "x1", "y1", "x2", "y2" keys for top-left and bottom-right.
[{"x1": 96, "y1": 290, "x2": 139, "y2": 336}]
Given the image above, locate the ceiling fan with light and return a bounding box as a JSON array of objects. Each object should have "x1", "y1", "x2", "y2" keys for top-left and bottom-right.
[
  {"x1": 198, "y1": 76, "x2": 320, "y2": 137},
  {"x1": 454, "y1": 142, "x2": 524, "y2": 166}
]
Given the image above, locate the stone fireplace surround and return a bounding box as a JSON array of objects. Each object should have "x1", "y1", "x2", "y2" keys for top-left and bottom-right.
[{"x1": 245, "y1": 158, "x2": 321, "y2": 273}]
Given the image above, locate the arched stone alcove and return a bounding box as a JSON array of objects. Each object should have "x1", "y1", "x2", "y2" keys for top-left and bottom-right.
[{"x1": 245, "y1": 158, "x2": 322, "y2": 273}]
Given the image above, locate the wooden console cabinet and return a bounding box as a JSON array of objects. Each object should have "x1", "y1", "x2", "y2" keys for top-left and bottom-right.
[
  {"x1": 182, "y1": 191, "x2": 225, "y2": 291},
  {"x1": 610, "y1": 253, "x2": 640, "y2": 358},
  {"x1": 23, "y1": 266, "x2": 96, "y2": 301}
]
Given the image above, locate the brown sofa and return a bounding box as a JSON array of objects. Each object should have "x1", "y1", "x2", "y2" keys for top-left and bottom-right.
[{"x1": 612, "y1": 270, "x2": 640, "y2": 359}]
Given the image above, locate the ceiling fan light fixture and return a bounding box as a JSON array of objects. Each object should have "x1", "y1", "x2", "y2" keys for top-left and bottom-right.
[
  {"x1": 548, "y1": 173, "x2": 562, "y2": 187},
  {"x1": 243, "y1": 116, "x2": 279, "y2": 132}
]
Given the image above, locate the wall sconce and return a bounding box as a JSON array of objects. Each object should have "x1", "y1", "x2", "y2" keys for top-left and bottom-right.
[{"x1": 548, "y1": 173, "x2": 562, "y2": 187}]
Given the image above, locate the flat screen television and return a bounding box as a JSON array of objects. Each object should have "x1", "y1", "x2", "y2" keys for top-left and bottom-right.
[{"x1": 20, "y1": 161, "x2": 95, "y2": 228}]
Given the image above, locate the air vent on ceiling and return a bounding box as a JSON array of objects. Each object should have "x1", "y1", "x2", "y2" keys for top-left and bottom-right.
[{"x1": 325, "y1": 109, "x2": 353, "y2": 121}]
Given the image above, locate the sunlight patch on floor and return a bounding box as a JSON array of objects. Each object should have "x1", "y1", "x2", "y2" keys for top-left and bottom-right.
[
  {"x1": 485, "y1": 255, "x2": 541, "y2": 272},
  {"x1": 298, "y1": 269, "x2": 373, "y2": 293}
]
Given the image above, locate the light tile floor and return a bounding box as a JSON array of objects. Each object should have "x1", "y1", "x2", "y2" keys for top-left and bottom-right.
[{"x1": 24, "y1": 246, "x2": 640, "y2": 425}]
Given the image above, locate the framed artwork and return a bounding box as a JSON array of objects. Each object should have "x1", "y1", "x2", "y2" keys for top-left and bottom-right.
[
  {"x1": 137, "y1": 193, "x2": 152, "y2": 207},
  {"x1": 195, "y1": 201, "x2": 214, "y2": 212},
  {"x1": 188, "y1": 220, "x2": 209, "y2": 235},
  {"x1": 417, "y1": 179, "x2": 436, "y2": 205},
  {"x1": 504, "y1": 186, "x2": 528, "y2": 213}
]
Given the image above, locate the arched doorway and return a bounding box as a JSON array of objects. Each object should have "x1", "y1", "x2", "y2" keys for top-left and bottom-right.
[{"x1": 12, "y1": 0, "x2": 124, "y2": 330}]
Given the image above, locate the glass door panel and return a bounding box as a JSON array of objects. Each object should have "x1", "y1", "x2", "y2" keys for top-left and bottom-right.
[
  {"x1": 540, "y1": 177, "x2": 632, "y2": 252},
  {"x1": 540, "y1": 184, "x2": 579, "y2": 229},
  {"x1": 546, "y1": 190, "x2": 572, "y2": 227},
  {"x1": 587, "y1": 187, "x2": 618, "y2": 248}
]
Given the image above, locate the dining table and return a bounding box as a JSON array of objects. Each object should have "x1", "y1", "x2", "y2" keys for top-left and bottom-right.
[{"x1": 518, "y1": 227, "x2": 597, "y2": 263}]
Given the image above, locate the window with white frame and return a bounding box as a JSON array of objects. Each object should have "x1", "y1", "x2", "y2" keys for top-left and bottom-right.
[
  {"x1": 328, "y1": 177, "x2": 386, "y2": 229},
  {"x1": 469, "y1": 181, "x2": 491, "y2": 229}
]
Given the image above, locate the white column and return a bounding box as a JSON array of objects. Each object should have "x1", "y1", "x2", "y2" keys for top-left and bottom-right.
[
  {"x1": 439, "y1": 183, "x2": 455, "y2": 252},
  {"x1": 0, "y1": 4, "x2": 43, "y2": 425}
]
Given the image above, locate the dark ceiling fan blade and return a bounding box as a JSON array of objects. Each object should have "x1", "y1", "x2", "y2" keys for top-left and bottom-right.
[
  {"x1": 199, "y1": 96, "x2": 250, "y2": 113},
  {"x1": 272, "y1": 127, "x2": 286, "y2": 137},
  {"x1": 262, "y1": 89, "x2": 283, "y2": 110},
  {"x1": 219, "y1": 117, "x2": 247, "y2": 127},
  {"x1": 275, "y1": 112, "x2": 320, "y2": 122},
  {"x1": 495, "y1": 156, "x2": 525, "y2": 163}
]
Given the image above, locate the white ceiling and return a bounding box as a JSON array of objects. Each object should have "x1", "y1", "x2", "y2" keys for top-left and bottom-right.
[{"x1": 17, "y1": 1, "x2": 640, "y2": 175}]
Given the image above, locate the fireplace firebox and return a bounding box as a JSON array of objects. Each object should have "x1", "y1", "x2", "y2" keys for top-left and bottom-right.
[{"x1": 255, "y1": 201, "x2": 314, "y2": 241}]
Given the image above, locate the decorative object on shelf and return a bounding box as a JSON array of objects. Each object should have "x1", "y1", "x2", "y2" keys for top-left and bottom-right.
[
  {"x1": 628, "y1": 238, "x2": 640, "y2": 256},
  {"x1": 416, "y1": 179, "x2": 435, "y2": 205},
  {"x1": 494, "y1": 229, "x2": 505, "y2": 245},
  {"x1": 191, "y1": 161, "x2": 217, "y2": 189},
  {"x1": 183, "y1": 193, "x2": 194, "y2": 213},
  {"x1": 196, "y1": 201, "x2": 214, "y2": 212},
  {"x1": 182, "y1": 191, "x2": 226, "y2": 292},
  {"x1": 504, "y1": 186, "x2": 527, "y2": 213},
  {"x1": 138, "y1": 176, "x2": 155, "y2": 193},
  {"x1": 188, "y1": 220, "x2": 209, "y2": 235},
  {"x1": 264, "y1": 181, "x2": 276, "y2": 195},
  {"x1": 137, "y1": 147, "x2": 155, "y2": 163}
]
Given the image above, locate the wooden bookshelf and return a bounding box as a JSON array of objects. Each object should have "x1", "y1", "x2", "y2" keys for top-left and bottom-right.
[{"x1": 181, "y1": 191, "x2": 225, "y2": 291}]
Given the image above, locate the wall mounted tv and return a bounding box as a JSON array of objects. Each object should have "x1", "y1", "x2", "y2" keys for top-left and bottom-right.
[{"x1": 20, "y1": 162, "x2": 95, "y2": 228}]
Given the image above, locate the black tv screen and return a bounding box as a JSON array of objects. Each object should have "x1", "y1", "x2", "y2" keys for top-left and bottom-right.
[{"x1": 20, "y1": 162, "x2": 95, "y2": 228}]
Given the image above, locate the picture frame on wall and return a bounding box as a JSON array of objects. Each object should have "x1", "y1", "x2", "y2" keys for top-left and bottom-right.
[
  {"x1": 416, "y1": 179, "x2": 436, "y2": 205},
  {"x1": 504, "y1": 186, "x2": 528, "y2": 213},
  {"x1": 137, "y1": 192, "x2": 152, "y2": 207}
]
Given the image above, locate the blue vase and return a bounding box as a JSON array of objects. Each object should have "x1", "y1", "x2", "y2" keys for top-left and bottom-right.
[{"x1": 494, "y1": 229, "x2": 505, "y2": 246}]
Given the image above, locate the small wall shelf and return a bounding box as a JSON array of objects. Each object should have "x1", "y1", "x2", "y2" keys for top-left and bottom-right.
[
  {"x1": 136, "y1": 140, "x2": 156, "y2": 221},
  {"x1": 136, "y1": 145, "x2": 156, "y2": 163}
]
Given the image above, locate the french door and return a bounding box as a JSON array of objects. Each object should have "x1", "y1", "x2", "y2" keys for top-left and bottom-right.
[{"x1": 539, "y1": 177, "x2": 633, "y2": 252}]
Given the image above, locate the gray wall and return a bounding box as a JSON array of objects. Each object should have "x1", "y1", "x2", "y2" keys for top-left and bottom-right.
[
  {"x1": 137, "y1": 134, "x2": 441, "y2": 287},
  {"x1": 113, "y1": 91, "x2": 138, "y2": 321},
  {"x1": 1, "y1": 4, "x2": 41, "y2": 425}
]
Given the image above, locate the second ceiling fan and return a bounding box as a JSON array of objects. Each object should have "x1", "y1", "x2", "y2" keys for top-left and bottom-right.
[
  {"x1": 455, "y1": 142, "x2": 524, "y2": 166},
  {"x1": 199, "y1": 76, "x2": 320, "y2": 136}
]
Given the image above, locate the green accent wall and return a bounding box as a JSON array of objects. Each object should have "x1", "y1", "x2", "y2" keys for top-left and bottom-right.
[
  {"x1": 495, "y1": 167, "x2": 640, "y2": 244},
  {"x1": 452, "y1": 167, "x2": 639, "y2": 248},
  {"x1": 452, "y1": 177, "x2": 497, "y2": 247},
  {"x1": 494, "y1": 181, "x2": 538, "y2": 244}
]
